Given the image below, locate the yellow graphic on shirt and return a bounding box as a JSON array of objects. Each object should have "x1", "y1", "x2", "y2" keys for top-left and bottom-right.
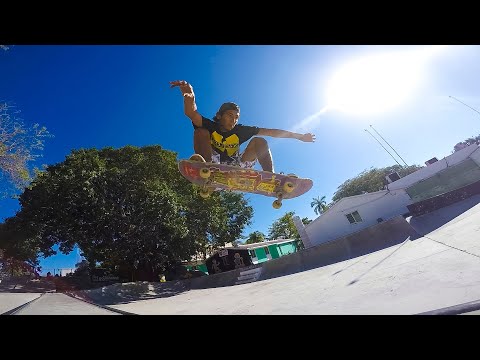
[{"x1": 211, "y1": 132, "x2": 240, "y2": 157}]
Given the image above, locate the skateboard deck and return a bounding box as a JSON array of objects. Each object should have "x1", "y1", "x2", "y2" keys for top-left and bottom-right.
[{"x1": 178, "y1": 158, "x2": 313, "y2": 209}]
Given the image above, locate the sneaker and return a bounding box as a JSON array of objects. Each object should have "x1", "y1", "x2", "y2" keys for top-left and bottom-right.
[{"x1": 189, "y1": 154, "x2": 206, "y2": 162}]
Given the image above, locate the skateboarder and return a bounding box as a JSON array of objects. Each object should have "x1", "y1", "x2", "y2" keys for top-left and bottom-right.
[{"x1": 170, "y1": 80, "x2": 316, "y2": 173}]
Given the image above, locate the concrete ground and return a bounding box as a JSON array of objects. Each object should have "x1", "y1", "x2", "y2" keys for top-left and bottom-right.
[
  {"x1": 12, "y1": 293, "x2": 121, "y2": 315},
  {"x1": 2, "y1": 196, "x2": 480, "y2": 315},
  {"x1": 96, "y1": 196, "x2": 480, "y2": 315}
]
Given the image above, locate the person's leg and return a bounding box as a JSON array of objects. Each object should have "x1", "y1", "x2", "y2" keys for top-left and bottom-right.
[
  {"x1": 193, "y1": 128, "x2": 212, "y2": 162},
  {"x1": 241, "y1": 137, "x2": 274, "y2": 172}
]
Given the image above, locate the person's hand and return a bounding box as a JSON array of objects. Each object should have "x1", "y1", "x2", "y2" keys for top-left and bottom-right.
[
  {"x1": 169, "y1": 80, "x2": 194, "y2": 97},
  {"x1": 300, "y1": 133, "x2": 316, "y2": 142}
]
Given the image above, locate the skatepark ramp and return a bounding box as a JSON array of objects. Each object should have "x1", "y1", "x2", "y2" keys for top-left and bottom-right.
[
  {"x1": 77, "y1": 215, "x2": 421, "y2": 304},
  {"x1": 69, "y1": 196, "x2": 480, "y2": 314},
  {"x1": 257, "y1": 215, "x2": 420, "y2": 281},
  {"x1": 408, "y1": 194, "x2": 480, "y2": 236}
]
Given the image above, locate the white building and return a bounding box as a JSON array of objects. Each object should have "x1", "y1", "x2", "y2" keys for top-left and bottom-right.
[{"x1": 297, "y1": 144, "x2": 480, "y2": 248}]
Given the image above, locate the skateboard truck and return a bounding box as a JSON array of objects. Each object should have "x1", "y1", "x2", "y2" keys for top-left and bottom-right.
[{"x1": 273, "y1": 191, "x2": 284, "y2": 209}]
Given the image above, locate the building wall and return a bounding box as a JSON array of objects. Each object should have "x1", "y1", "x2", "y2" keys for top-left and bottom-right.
[
  {"x1": 408, "y1": 179, "x2": 480, "y2": 216},
  {"x1": 277, "y1": 242, "x2": 297, "y2": 256},
  {"x1": 305, "y1": 189, "x2": 412, "y2": 247},
  {"x1": 388, "y1": 144, "x2": 479, "y2": 191},
  {"x1": 406, "y1": 158, "x2": 480, "y2": 202},
  {"x1": 253, "y1": 247, "x2": 271, "y2": 263},
  {"x1": 186, "y1": 263, "x2": 209, "y2": 274},
  {"x1": 59, "y1": 268, "x2": 75, "y2": 277},
  {"x1": 269, "y1": 245, "x2": 281, "y2": 259},
  {"x1": 293, "y1": 216, "x2": 312, "y2": 248},
  {"x1": 248, "y1": 242, "x2": 296, "y2": 264},
  {"x1": 470, "y1": 147, "x2": 480, "y2": 167},
  {"x1": 206, "y1": 249, "x2": 252, "y2": 274}
]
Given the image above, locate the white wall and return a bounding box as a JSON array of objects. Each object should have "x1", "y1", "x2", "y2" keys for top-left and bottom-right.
[
  {"x1": 470, "y1": 147, "x2": 480, "y2": 168},
  {"x1": 300, "y1": 144, "x2": 480, "y2": 249},
  {"x1": 305, "y1": 189, "x2": 412, "y2": 247},
  {"x1": 59, "y1": 268, "x2": 75, "y2": 277},
  {"x1": 389, "y1": 144, "x2": 479, "y2": 191}
]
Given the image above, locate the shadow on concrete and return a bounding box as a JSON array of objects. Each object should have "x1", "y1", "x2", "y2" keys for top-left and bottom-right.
[
  {"x1": 73, "y1": 280, "x2": 190, "y2": 306},
  {"x1": 0, "y1": 278, "x2": 55, "y2": 293}
]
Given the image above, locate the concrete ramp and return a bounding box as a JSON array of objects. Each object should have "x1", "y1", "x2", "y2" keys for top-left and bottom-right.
[
  {"x1": 408, "y1": 194, "x2": 480, "y2": 236},
  {"x1": 258, "y1": 215, "x2": 419, "y2": 281},
  {"x1": 72, "y1": 196, "x2": 480, "y2": 314}
]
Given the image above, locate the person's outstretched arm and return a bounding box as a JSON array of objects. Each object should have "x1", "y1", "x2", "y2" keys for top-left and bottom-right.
[
  {"x1": 257, "y1": 128, "x2": 316, "y2": 142},
  {"x1": 169, "y1": 80, "x2": 202, "y2": 127}
]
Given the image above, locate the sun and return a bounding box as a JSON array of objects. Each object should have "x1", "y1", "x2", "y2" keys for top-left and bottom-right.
[{"x1": 325, "y1": 46, "x2": 447, "y2": 117}]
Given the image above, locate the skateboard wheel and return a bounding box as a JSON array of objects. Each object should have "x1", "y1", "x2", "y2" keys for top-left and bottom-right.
[
  {"x1": 272, "y1": 199, "x2": 282, "y2": 209},
  {"x1": 283, "y1": 181, "x2": 295, "y2": 193},
  {"x1": 199, "y1": 187, "x2": 211, "y2": 198},
  {"x1": 200, "y1": 167, "x2": 211, "y2": 179},
  {"x1": 287, "y1": 173, "x2": 298, "y2": 178}
]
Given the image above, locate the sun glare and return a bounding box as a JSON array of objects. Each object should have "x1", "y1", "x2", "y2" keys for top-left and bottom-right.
[{"x1": 326, "y1": 46, "x2": 447, "y2": 116}]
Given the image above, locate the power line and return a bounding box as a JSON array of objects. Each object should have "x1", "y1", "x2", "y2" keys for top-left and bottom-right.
[
  {"x1": 364, "y1": 128, "x2": 402, "y2": 167},
  {"x1": 369, "y1": 125, "x2": 409, "y2": 167}
]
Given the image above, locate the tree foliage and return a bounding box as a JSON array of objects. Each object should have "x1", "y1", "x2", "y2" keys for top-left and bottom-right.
[
  {"x1": 268, "y1": 211, "x2": 300, "y2": 241},
  {"x1": 244, "y1": 231, "x2": 265, "y2": 244},
  {"x1": 5, "y1": 145, "x2": 253, "y2": 280},
  {"x1": 311, "y1": 195, "x2": 329, "y2": 215},
  {"x1": 267, "y1": 212, "x2": 311, "y2": 250},
  {"x1": 0, "y1": 220, "x2": 41, "y2": 277},
  {"x1": 183, "y1": 189, "x2": 253, "y2": 259},
  {"x1": 0, "y1": 102, "x2": 52, "y2": 197},
  {"x1": 332, "y1": 164, "x2": 423, "y2": 202},
  {"x1": 454, "y1": 134, "x2": 480, "y2": 152}
]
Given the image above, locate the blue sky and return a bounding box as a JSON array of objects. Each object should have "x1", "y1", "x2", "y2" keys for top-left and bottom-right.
[{"x1": 1, "y1": 45, "x2": 480, "y2": 274}]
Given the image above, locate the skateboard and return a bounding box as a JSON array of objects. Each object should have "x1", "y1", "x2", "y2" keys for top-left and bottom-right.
[{"x1": 178, "y1": 158, "x2": 313, "y2": 209}]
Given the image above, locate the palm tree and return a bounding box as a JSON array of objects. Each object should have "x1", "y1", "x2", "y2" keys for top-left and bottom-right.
[
  {"x1": 244, "y1": 231, "x2": 265, "y2": 244},
  {"x1": 311, "y1": 195, "x2": 329, "y2": 216}
]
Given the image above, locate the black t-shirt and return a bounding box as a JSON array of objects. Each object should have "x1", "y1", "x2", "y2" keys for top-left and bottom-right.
[{"x1": 193, "y1": 116, "x2": 260, "y2": 163}]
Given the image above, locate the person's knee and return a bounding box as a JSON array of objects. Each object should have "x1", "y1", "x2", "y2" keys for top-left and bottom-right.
[{"x1": 252, "y1": 137, "x2": 268, "y2": 150}]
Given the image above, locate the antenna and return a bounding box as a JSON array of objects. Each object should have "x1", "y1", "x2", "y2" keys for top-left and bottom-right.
[
  {"x1": 369, "y1": 125, "x2": 409, "y2": 166},
  {"x1": 364, "y1": 129, "x2": 402, "y2": 167},
  {"x1": 449, "y1": 95, "x2": 480, "y2": 117}
]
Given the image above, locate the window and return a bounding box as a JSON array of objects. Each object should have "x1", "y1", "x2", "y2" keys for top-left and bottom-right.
[
  {"x1": 249, "y1": 250, "x2": 256, "y2": 258},
  {"x1": 346, "y1": 210, "x2": 363, "y2": 224},
  {"x1": 264, "y1": 247, "x2": 270, "y2": 255}
]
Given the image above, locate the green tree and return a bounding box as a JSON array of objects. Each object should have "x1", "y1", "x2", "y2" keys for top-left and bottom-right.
[
  {"x1": 301, "y1": 217, "x2": 312, "y2": 225},
  {"x1": 0, "y1": 102, "x2": 52, "y2": 198},
  {"x1": 0, "y1": 219, "x2": 41, "y2": 273},
  {"x1": 7, "y1": 145, "x2": 253, "y2": 281},
  {"x1": 268, "y1": 211, "x2": 297, "y2": 240},
  {"x1": 332, "y1": 164, "x2": 422, "y2": 202},
  {"x1": 183, "y1": 190, "x2": 253, "y2": 259},
  {"x1": 267, "y1": 211, "x2": 310, "y2": 250},
  {"x1": 310, "y1": 195, "x2": 329, "y2": 215},
  {"x1": 244, "y1": 231, "x2": 265, "y2": 244}
]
